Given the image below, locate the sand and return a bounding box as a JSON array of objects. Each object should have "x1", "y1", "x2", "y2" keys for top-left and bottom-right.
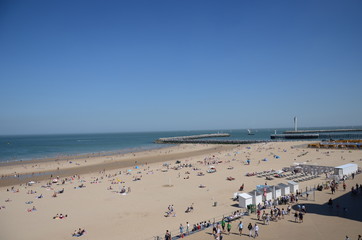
[{"x1": 0, "y1": 141, "x2": 361, "y2": 240}]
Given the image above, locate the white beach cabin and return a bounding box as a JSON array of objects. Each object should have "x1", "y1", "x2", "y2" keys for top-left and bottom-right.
[
  {"x1": 264, "y1": 189, "x2": 273, "y2": 200},
  {"x1": 249, "y1": 190, "x2": 263, "y2": 206},
  {"x1": 238, "y1": 193, "x2": 253, "y2": 208},
  {"x1": 272, "y1": 186, "x2": 282, "y2": 199},
  {"x1": 277, "y1": 183, "x2": 290, "y2": 195},
  {"x1": 334, "y1": 163, "x2": 358, "y2": 179},
  {"x1": 287, "y1": 181, "x2": 299, "y2": 194}
]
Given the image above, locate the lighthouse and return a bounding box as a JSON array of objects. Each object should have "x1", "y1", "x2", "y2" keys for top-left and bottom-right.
[{"x1": 294, "y1": 117, "x2": 298, "y2": 132}]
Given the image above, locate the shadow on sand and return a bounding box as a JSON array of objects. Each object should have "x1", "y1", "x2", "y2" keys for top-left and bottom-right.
[{"x1": 292, "y1": 191, "x2": 362, "y2": 222}]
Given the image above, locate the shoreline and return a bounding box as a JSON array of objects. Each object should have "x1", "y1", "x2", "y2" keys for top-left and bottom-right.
[
  {"x1": 0, "y1": 144, "x2": 174, "y2": 166},
  {"x1": 0, "y1": 144, "x2": 235, "y2": 187}
]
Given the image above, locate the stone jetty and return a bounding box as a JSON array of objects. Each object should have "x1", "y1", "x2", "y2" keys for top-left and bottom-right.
[{"x1": 155, "y1": 133, "x2": 270, "y2": 144}]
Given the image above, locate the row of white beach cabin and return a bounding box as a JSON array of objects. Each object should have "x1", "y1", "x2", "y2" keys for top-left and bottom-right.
[
  {"x1": 334, "y1": 163, "x2": 358, "y2": 179},
  {"x1": 238, "y1": 181, "x2": 299, "y2": 208}
]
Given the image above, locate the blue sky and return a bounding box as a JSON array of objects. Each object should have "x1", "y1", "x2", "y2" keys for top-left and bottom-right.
[{"x1": 0, "y1": 0, "x2": 361, "y2": 135}]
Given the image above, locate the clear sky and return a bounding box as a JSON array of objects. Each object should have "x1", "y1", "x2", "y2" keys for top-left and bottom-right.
[{"x1": 0, "y1": 0, "x2": 361, "y2": 135}]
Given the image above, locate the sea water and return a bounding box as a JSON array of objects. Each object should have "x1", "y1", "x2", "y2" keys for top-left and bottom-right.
[{"x1": 0, "y1": 127, "x2": 359, "y2": 163}]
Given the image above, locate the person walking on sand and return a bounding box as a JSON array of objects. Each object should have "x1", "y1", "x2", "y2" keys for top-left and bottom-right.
[
  {"x1": 238, "y1": 221, "x2": 243, "y2": 236},
  {"x1": 254, "y1": 224, "x2": 259, "y2": 238},
  {"x1": 179, "y1": 224, "x2": 184, "y2": 238},
  {"x1": 227, "y1": 222, "x2": 231, "y2": 235},
  {"x1": 165, "y1": 230, "x2": 171, "y2": 240},
  {"x1": 248, "y1": 223, "x2": 253, "y2": 237},
  {"x1": 186, "y1": 222, "x2": 190, "y2": 235},
  {"x1": 221, "y1": 219, "x2": 226, "y2": 232},
  {"x1": 299, "y1": 212, "x2": 304, "y2": 223}
]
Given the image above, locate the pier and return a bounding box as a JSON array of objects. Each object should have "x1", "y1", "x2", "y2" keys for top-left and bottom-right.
[
  {"x1": 155, "y1": 133, "x2": 270, "y2": 144},
  {"x1": 271, "y1": 134, "x2": 319, "y2": 139},
  {"x1": 156, "y1": 139, "x2": 270, "y2": 144},
  {"x1": 283, "y1": 129, "x2": 362, "y2": 134},
  {"x1": 271, "y1": 133, "x2": 362, "y2": 140},
  {"x1": 156, "y1": 133, "x2": 230, "y2": 142}
]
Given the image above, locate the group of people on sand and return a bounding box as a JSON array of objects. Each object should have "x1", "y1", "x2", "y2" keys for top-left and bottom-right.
[
  {"x1": 119, "y1": 186, "x2": 131, "y2": 194},
  {"x1": 72, "y1": 228, "x2": 86, "y2": 237},
  {"x1": 165, "y1": 205, "x2": 176, "y2": 217},
  {"x1": 27, "y1": 206, "x2": 37, "y2": 212},
  {"x1": 53, "y1": 213, "x2": 68, "y2": 219},
  {"x1": 214, "y1": 221, "x2": 259, "y2": 240},
  {"x1": 185, "y1": 203, "x2": 194, "y2": 213}
]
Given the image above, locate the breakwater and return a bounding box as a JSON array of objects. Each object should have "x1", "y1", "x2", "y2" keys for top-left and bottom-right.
[
  {"x1": 284, "y1": 129, "x2": 362, "y2": 134},
  {"x1": 271, "y1": 133, "x2": 362, "y2": 140},
  {"x1": 155, "y1": 133, "x2": 270, "y2": 144},
  {"x1": 155, "y1": 133, "x2": 230, "y2": 142},
  {"x1": 155, "y1": 139, "x2": 270, "y2": 144}
]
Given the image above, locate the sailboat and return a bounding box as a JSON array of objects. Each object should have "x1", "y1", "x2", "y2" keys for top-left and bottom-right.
[{"x1": 247, "y1": 129, "x2": 255, "y2": 135}]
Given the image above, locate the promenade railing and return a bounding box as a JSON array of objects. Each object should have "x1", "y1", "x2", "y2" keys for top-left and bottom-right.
[{"x1": 145, "y1": 209, "x2": 247, "y2": 240}]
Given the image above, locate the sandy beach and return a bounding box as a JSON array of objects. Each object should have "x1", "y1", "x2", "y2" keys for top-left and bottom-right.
[{"x1": 0, "y1": 141, "x2": 361, "y2": 240}]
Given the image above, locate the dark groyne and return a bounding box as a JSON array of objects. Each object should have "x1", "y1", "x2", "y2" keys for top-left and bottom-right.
[
  {"x1": 155, "y1": 133, "x2": 230, "y2": 143},
  {"x1": 284, "y1": 129, "x2": 362, "y2": 134}
]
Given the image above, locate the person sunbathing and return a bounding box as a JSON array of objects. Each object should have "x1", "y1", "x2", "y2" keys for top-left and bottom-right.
[
  {"x1": 72, "y1": 228, "x2": 85, "y2": 237},
  {"x1": 120, "y1": 187, "x2": 126, "y2": 194},
  {"x1": 185, "y1": 206, "x2": 193, "y2": 213}
]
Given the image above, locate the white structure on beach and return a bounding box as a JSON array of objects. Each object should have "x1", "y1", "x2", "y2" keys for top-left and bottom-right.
[
  {"x1": 277, "y1": 183, "x2": 290, "y2": 195},
  {"x1": 272, "y1": 185, "x2": 282, "y2": 199},
  {"x1": 264, "y1": 188, "x2": 273, "y2": 200},
  {"x1": 288, "y1": 181, "x2": 299, "y2": 193},
  {"x1": 294, "y1": 116, "x2": 298, "y2": 132},
  {"x1": 249, "y1": 190, "x2": 263, "y2": 206},
  {"x1": 334, "y1": 163, "x2": 358, "y2": 179},
  {"x1": 238, "y1": 193, "x2": 253, "y2": 208}
]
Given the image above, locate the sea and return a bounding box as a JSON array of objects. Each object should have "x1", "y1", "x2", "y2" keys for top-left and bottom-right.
[{"x1": 0, "y1": 127, "x2": 360, "y2": 163}]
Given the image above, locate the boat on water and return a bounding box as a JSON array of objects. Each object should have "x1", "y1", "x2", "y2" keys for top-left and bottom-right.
[{"x1": 247, "y1": 129, "x2": 255, "y2": 135}]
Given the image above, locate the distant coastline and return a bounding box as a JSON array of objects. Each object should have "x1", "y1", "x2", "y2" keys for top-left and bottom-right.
[{"x1": 1, "y1": 127, "x2": 361, "y2": 163}]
